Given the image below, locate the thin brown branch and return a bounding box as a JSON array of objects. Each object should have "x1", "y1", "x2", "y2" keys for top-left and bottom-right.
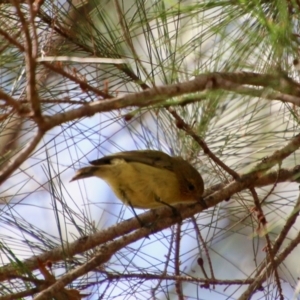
[
  {"x1": 38, "y1": 72, "x2": 300, "y2": 141},
  {"x1": 230, "y1": 85, "x2": 300, "y2": 106},
  {"x1": 25, "y1": 0, "x2": 41, "y2": 118},
  {"x1": 0, "y1": 27, "x2": 24, "y2": 52},
  {"x1": 35, "y1": 10, "x2": 150, "y2": 90},
  {"x1": 238, "y1": 227, "x2": 300, "y2": 300},
  {"x1": 205, "y1": 166, "x2": 300, "y2": 196},
  {"x1": 245, "y1": 134, "x2": 300, "y2": 177},
  {"x1": 168, "y1": 108, "x2": 240, "y2": 180},
  {"x1": 241, "y1": 186, "x2": 300, "y2": 297},
  {"x1": 0, "y1": 288, "x2": 39, "y2": 300},
  {"x1": 191, "y1": 216, "x2": 215, "y2": 282},
  {"x1": 0, "y1": 90, "x2": 29, "y2": 114},
  {"x1": 174, "y1": 223, "x2": 184, "y2": 300},
  {"x1": 204, "y1": 134, "x2": 300, "y2": 206},
  {"x1": 10, "y1": 0, "x2": 40, "y2": 118},
  {"x1": 33, "y1": 224, "x2": 162, "y2": 300},
  {"x1": 151, "y1": 224, "x2": 175, "y2": 296},
  {"x1": 249, "y1": 187, "x2": 284, "y2": 300},
  {"x1": 272, "y1": 187, "x2": 300, "y2": 255},
  {"x1": 0, "y1": 128, "x2": 44, "y2": 185},
  {"x1": 218, "y1": 72, "x2": 300, "y2": 96},
  {"x1": 9, "y1": 98, "x2": 89, "y2": 105},
  {"x1": 0, "y1": 111, "x2": 14, "y2": 122},
  {"x1": 35, "y1": 210, "x2": 262, "y2": 300},
  {"x1": 249, "y1": 187, "x2": 300, "y2": 284},
  {"x1": 260, "y1": 168, "x2": 280, "y2": 205},
  {"x1": 254, "y1": 166, "x2": 300, "y2": 187},
  {"x1": 32, "y1": 209, "x2": 252, "y2": 300},
  {"x1": 101, "y1": 272, "x2": 254, "y2": 285},
  {"x1": 41, "y1": 61, "x2": 113, "y2": 99}
]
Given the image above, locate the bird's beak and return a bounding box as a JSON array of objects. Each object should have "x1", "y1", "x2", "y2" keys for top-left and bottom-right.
[
  {"x1": 70, "y1": 167, "x2": 96, "y2": 182},
  {"x1": 69, "y1": 172, "x2": 82, "y2": 182}
]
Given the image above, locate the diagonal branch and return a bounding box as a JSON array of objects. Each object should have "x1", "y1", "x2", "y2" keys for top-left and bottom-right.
[
  {"x1": 40, "y1": 72, "x2": 300, "y2": 132},
  {"x1": 238, "y1": 227, "x2": 300, "y2": 300},
  {"x1": 168, "y1": 108, "x2": 240, "y2": 180},
  {"x1": 0, "y1": 129, "x2": 44, "y2": 184},
  {"x1": 0, "y1": 133, "x2": 299, "y2": 284}
]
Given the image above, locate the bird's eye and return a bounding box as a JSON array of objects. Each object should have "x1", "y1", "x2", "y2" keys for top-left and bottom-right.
[{"x1": 188, "y1": 183, "x2": 195, "y2": 191}]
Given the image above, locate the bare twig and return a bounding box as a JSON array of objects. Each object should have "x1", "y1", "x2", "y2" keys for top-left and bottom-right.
[
  {"x1": 249, "y1": 187, "x2": 284, "y2": 300},
  {"x1": 238, "y1": 228, "x2": 300, "y2": 300},
  {"x1": 168, "y1": 108, "x2": 240, "y2": 180},
  {"x1": 40, "y1": 61, "x2": 113, "y2": 99},
  {"x1": 174, "y1": 223, "x2": 184, "y2": 300},
  {"x1": 99, "y1": 272, "x2": 254, "y2": 286},
  {"x1": 35, "y1": 72, "x2": 300, "y2": 145},
  {"x1": 11, "y1": 0, "x2": 40, "y2": 118},
  {"x1": 151, "y1": 226, "x2": 175, "y2": 296},
  {"x1": 37, "y1": 56, "x2": 126, "y2": 64},
  {"x1": 191, "y1": 216, "x2": 215, "y2": 283},
  {"x1": 0, "y1": 129, "x2": 44, "y2": 184},
  {"x1": 0, "y1": 288, "x2": 39, "y2": 300},
  {"x1": 272, "y1": 188, "x2": 300, "y2": 254},
  {"x1": 33, "y1": 223, "x2": 166, "y2": 300},
  {"x1": 25, "y1": 0, "x2": 41, "y2": 118},
  {"x1": 0, "y1": 27, "x2": 24, "y2": 51},
  {"x1": 252, "y1": 187, "x2": 300, "y2": 285},
  {"x1": 0, "y1": 90, "x2": 29, "y2": 114}
]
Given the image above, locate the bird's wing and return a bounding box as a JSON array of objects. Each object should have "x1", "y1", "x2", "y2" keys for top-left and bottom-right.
[{"x1": 89, "y1": 150, "x2": 174, "y2": 170}]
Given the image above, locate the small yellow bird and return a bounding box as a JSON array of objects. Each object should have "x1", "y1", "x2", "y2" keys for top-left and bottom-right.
[{"x1": 70, "y1": 150, "x2": 205, "y2": 209}]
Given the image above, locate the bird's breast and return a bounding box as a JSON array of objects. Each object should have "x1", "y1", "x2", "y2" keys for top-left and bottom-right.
[{"x1": 104, "y1": 162, "x2": 184, "y2": 209}]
